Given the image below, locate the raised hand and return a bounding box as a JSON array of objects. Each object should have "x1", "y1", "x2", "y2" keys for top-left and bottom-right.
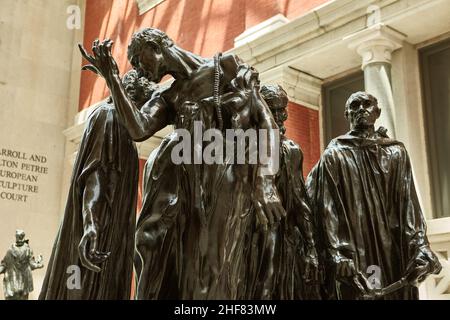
[{"x1": 78, "y1": 39, "x2": 120, "y2": 82}]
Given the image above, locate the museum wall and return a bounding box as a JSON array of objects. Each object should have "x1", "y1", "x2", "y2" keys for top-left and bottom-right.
[{"x1": 0, "y1": 0, "x2": 83, "y2": 299}]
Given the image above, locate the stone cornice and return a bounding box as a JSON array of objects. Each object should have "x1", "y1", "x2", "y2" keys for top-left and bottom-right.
[
  {"x1": 259, "y1": 65, "x2": 321, "y2": 110},
  {"x1": 231, "y1": 0, "x2": 381, "y2": 67},
  {"x1": 229, "y1": 0, "x2": 447, "y2": 79}
]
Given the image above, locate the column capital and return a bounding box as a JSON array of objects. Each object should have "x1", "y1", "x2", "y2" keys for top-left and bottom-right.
[{"x1": 346, "y1": 24, "x2": 406, "y2": 69}]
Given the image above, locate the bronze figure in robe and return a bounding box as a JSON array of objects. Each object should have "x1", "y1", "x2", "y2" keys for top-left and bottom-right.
[
  {"x1": 39, "y1": 70, "x2": 155, "y2": 299},
  {"x1": 306, "y1": 91, "x2": 441, "y2": 300}
]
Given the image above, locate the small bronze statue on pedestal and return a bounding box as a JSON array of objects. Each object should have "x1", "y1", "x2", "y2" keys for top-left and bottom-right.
[
  {"x1": 0, "y1": 230, "x2": 44, "y2": 300},
  {"x1": 306, "y1": 91, "x2": 442, "y2": 300}
]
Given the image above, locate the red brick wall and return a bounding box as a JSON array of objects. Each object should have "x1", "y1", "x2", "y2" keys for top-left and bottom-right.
[{"x1": 284, "y1": 102, "x2": 320, "y2": 175}]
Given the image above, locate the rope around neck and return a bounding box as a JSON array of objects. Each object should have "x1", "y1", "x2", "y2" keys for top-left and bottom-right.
[{"x1": 214, "y1": 53, "x2": 223, "y2": 131}]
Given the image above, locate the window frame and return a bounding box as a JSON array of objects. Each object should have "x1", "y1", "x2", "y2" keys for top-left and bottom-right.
[{"x1": 419, "y1": 37, "x2": 450, "y2": 219}]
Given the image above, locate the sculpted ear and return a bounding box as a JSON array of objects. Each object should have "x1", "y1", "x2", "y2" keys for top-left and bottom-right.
[{"x1": 344, "y1": 109, "x2": 349, "y2": 120}]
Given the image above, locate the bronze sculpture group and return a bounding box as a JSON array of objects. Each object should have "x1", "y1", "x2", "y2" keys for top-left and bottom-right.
[{"x1": 35, "y1": 28, "x2": 441, "y2": 300}]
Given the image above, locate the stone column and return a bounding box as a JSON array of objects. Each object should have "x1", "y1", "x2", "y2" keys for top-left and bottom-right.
[{"x1": 346, "y1": 24, "x2": 406, "y2": 138}]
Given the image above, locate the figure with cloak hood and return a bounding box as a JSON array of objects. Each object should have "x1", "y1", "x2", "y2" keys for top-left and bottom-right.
[
  {"x1": 39, "y1": 70, "x2": 155, "y2": 299},
  {"x1": 306, "y1": 91, "x2": 441, "y2": 300}
]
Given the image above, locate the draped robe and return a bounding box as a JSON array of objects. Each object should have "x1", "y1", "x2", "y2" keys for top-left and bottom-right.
[
  {"x1": 246, "y1": 137, "x2": 320, "y2": 299},
  {"x1": 134, "y1": 100, "x2": 253, "y2": 300},
  {"x1": 39, "y1": 104, "x2": 138, "y2": 299},
  {"x1": 306, "y1": 131, "x2": 441, "y2": 300}
]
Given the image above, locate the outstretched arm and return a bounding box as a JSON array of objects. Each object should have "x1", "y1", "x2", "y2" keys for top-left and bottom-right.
[
  {"x1": 78, "y1": 169, "x2": 111, "y2": 273},
  {"x1": 78, "y1": 40, "x2": 170, "y2": 141},
  {"x1": 251, "y1": 91, "x2": 286, "y2": 226}
]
